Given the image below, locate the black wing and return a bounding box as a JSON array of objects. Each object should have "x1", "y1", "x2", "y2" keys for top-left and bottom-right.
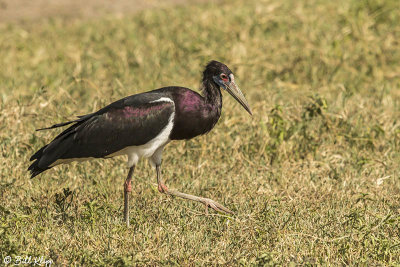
[{"x1": 28, "y1": 91, "x2": 175, "y2": 178}]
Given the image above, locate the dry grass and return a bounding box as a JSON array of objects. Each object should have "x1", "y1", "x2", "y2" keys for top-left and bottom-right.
[{"x1": 1, "y1": 0, "x2": 400, "y2": 265}]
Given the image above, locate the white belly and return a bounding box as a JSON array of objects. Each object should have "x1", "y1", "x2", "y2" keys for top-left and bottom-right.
[
  {"x1": 106, "y1": 98, "x2": 175, "y2": 167},
  {"x1": 106, "y1": 131, "x2": 171, "y2": 167}
]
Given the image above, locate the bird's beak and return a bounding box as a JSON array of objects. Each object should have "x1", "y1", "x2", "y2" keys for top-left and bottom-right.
[{"x1": 225, "y1": 74, "x2": 252, "y2": 115}]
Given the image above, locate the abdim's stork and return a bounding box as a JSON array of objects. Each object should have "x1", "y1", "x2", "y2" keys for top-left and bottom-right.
[{"x1": 28, "y1": 61, "x2": 252, "y2": 225}]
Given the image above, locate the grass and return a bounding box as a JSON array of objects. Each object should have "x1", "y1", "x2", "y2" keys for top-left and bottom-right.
[{"x1": 1, "y1": 0, "x2": 400, "y2": 265}]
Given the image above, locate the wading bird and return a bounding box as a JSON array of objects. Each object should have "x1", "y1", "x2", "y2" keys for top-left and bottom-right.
[{"x1": 28, "y1": 61, "x2": 252, "y2": 226}]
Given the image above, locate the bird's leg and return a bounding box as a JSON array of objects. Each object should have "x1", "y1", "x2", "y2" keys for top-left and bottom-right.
[
  {"x1": 124, "y1": 166, "x2": 135, "y2": 227},
  {"x1": 157, "y1": 166, "x2": 169, "y2": 193},
  {"x1": 155, "y1": 165, "x2": 233, "y2": 214}
]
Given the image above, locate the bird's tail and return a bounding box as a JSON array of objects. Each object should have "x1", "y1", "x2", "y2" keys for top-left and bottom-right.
[
  {"x1": 28, "y1": 114, "x2": 93, "y2": 178},
  {"x1": 28, "y1": 145, "x2": 50, "y2": 178},
  {"x1": 28, "y1": 116, "x2": 86, "y2": 178}
]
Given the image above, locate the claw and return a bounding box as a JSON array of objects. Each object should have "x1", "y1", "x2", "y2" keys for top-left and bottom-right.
[
  {"x1": 202, "y1": 198, "x2": 233, "y2": 214},
  {"x1": 206, "y1": 199, "x2": 233, "y2": 214}
]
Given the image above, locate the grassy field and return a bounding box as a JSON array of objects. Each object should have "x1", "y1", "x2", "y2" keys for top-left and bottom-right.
[{"x1": 1, "y1": 0, "x2": 400, "y2": 265}]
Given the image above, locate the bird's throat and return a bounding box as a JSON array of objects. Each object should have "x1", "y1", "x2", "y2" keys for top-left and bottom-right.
[{"x1": 201, "y1": 79, "x2": 222, "y2": 111}]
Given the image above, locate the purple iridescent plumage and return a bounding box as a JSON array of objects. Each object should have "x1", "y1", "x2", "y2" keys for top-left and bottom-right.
[
  {"x1": 28, "y1": 60, "x2": 238, "y2": 178},
  {"x1": 121, "y1": 103, "x2": 170, "y2": 118}
]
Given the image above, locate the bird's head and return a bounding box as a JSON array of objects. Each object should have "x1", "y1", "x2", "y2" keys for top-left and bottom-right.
[{"x1": 204, "y1": 60, "x2": 252, "y2": 115}]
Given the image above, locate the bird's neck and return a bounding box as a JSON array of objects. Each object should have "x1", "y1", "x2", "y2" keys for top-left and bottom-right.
[{"x1": 201, "y1": 79, "x2": 222, "y2": 111}]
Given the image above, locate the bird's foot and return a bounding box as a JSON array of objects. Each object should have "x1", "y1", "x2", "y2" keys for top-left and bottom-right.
[
  {"x1": 164, "y1": 189, "x2": 234, "y2": 215},
  {"x1": 200, "y1": 197, "x2": 234, "y2": 215}
]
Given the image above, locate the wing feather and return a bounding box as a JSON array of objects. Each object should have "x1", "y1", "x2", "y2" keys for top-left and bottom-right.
[{"x1": 29, "y1": 92, "x2": 175, "y2": 177}]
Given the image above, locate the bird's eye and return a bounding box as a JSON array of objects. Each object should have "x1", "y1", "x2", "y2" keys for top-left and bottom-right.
[{"x1": 220, "y1": 74, "x2": 228, "y2": 81}]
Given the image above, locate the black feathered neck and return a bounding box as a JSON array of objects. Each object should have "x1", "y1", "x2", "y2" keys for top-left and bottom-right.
[{"x1": 200, "y1": 60, "x2": 232, "y2": 106}]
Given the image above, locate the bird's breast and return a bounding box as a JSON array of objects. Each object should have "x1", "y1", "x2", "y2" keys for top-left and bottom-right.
[
  {"x1": 167, "y1": 89, "x2": 221, "y2": 140},
  {"x1": 170, "y1": 106, "x2": 220, "y2": 140}
]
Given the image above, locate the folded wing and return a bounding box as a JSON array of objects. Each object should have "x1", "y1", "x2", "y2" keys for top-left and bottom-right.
[{"x1": 28, "y1": 93, "x2": 175, "y2": 178}]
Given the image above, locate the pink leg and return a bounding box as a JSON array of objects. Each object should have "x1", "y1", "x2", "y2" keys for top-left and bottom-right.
[
  {"x1": 158, "y1": 182, "x2": 168, "y2": 193},
  {"x1": 124, "y1": 166, "x2": 135, "y2": 227},
  {"x1": 125, "y1": 179, "x2": 132, "y2": 193}
]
